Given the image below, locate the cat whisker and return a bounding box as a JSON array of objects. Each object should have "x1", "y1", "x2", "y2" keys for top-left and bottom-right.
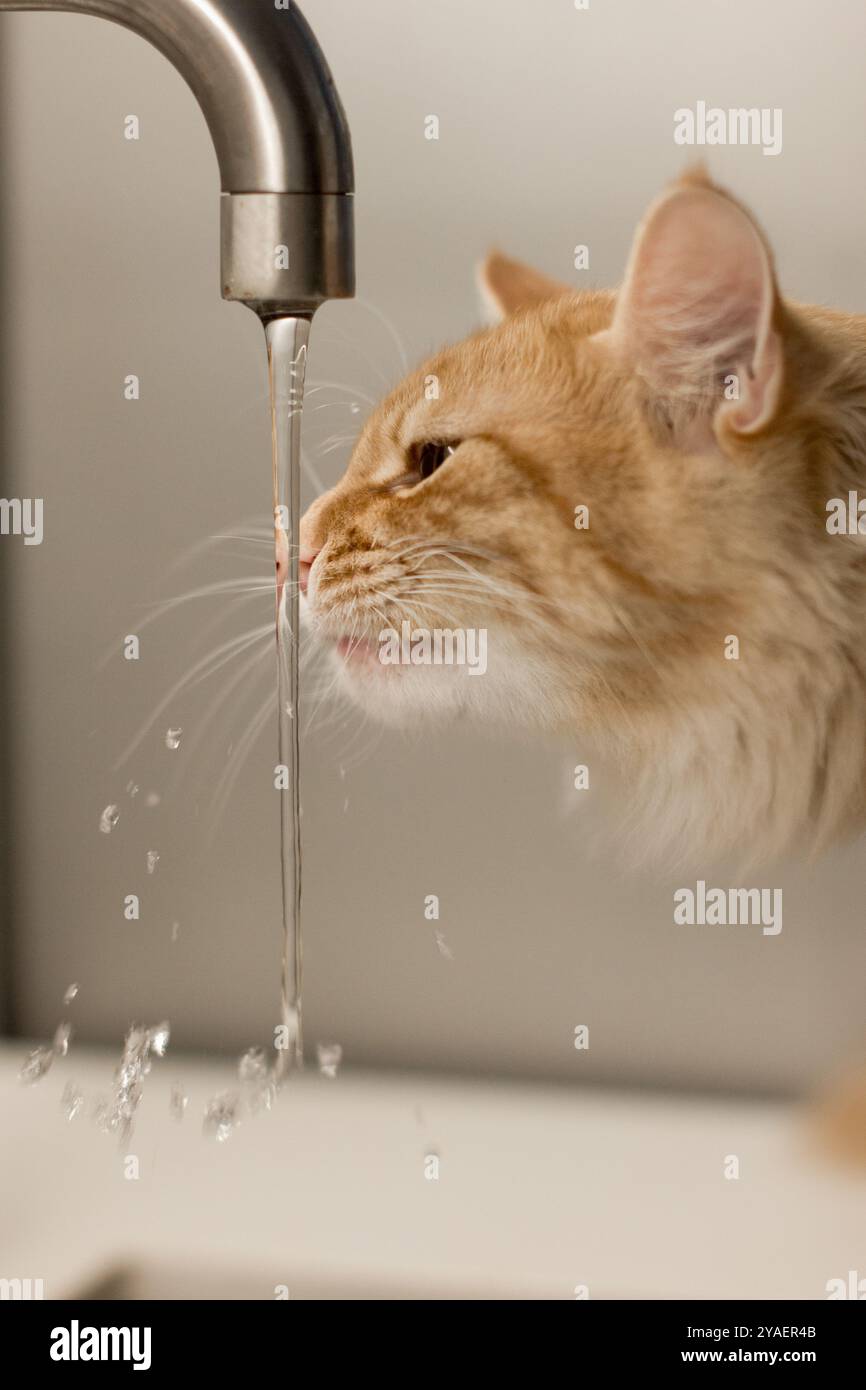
[
  {"x1": 305, "y1": 378, "x2": 377, "y2": 408},
  {"x1": 212, "y1": 534, "x2": 274, "y2": 547},
  {"x1": 303, "y1": 622, "x2": 363, "y2": 736},
  {"x1": 311, "y1": 313, "x2": 397, "y2": 392},
  {"x1": 355, "y1": 296, "x2": 410, "y2": 374},
  {"x1": 316, "y1": 436, "x2": 359, "y2": 458},
  {"x1": 335, "y1": 711, "x2": 385, "y2": 771},
  {"x1": 145, "y1": 576, "x2": 275, "y2": 606},
  {"x1": 97, "y1": 582, "x2": 274, "y2": 670},
  {"x1": 206, "y1": 689, "x2": 276, "y2": 840},
  {"x1": 112, "y1": 623, "x2": 273, "y2": 770},
  {"x1": 176, "y1": 642, "x2": 275, "y2": 775},
  {"x1": 158, "y1": 518, "x2": 275, "y2": 575},
  {"x1": 382, "y1": 535, "x2": 505, "y2": 566}
]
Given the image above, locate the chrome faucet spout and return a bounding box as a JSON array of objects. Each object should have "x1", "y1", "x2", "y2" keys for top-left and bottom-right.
[{"x1": 0, "y1": 0, "x2": 355, "y2": 315}]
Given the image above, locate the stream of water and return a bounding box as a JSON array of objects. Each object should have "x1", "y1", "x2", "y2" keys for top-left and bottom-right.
[
  {"x1": 21, "y1": 314, "x2": 316, "y2": 1128},
  {"x1": 264, "y1": 315, "x2": 311, "y2": 1082}
]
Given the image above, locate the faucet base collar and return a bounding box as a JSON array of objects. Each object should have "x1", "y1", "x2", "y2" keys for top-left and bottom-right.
[{"x1": 220, "y1": 193, "x2": 355, "y2": 316}]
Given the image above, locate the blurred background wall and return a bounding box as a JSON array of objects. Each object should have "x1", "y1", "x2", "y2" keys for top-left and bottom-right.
[{"x1": 2, "y1": 0, "x2": 866, "y2": 1094}]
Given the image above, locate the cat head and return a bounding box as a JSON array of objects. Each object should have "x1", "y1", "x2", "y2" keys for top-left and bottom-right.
[{"x1": 301, "y1": 169, "x2": 795, "y2": 727}]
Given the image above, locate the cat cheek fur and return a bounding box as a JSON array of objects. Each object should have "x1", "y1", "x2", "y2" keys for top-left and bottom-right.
[{"x1": 302, "y1": 168, "x2": 866, "y2": 870}]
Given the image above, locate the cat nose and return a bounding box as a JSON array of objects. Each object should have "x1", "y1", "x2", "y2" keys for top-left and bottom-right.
[{"x1": 299, "y1": 545, "x2": 321, "y2": 596}]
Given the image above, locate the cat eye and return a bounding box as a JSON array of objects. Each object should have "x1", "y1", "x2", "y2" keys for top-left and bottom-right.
[
  {"x1": 413, "y1": 440, "x2": 459, "y2": 481},
  {"x1": 373, "y1": 440, "x2": 462, "y2": 496}
]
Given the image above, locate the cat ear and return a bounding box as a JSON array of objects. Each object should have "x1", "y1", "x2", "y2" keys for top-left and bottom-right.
[
  {"x1": 603, "y1": 175, "x2": 783, "y2": 438},
  {"x1": 477, "y1": 251, "x2": 568, "y2": 323}
]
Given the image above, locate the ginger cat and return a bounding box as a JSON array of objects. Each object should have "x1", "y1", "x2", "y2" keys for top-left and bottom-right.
[{"x1": 299, "y1": 170, "x2": 866, "y2": 870}]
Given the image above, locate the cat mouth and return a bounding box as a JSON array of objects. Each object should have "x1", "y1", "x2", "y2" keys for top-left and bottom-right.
[{"x1": 334, "y1": 634, "x2": 382, "y2": 667}]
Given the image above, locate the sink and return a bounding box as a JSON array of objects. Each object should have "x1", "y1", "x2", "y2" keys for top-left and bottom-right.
[{"x1": 2, "y1": 1045, "x2": 863, "y2": 1300}]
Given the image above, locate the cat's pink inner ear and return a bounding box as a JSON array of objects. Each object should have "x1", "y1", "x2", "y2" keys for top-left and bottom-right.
[
  {"x1": 477, "y1": 251, "x2": 568, "y2": 322},
  {"x1": 606, "y1": 185, "x2": 783, "y2": 436}
]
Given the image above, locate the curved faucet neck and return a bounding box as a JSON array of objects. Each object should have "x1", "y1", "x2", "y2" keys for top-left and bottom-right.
[{"x1": 0, "y1": 0, "x2": 355, "y2": 313}]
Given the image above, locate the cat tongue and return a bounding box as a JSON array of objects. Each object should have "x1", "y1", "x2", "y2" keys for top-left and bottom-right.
[{"x1": 336, "y1": 635, "x2": 377, "y2": 664}]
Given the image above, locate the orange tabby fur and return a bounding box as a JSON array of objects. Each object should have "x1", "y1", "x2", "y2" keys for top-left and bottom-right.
[{"x1": 301, "y1": 170, "x2": 866, "y2": 870}]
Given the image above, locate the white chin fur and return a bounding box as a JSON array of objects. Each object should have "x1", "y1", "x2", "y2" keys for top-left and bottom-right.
[
  {"x1": 326, "y1": 625, "x2": 554, "y2": 731},
  {"x1": 329, "y1": 650, "x2": 479, "y2": 726}
]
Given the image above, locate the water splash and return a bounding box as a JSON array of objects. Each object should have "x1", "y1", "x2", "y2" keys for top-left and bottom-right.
[
  {"x1": 165, "y1": 727, "x2": 183, "y2": 750},
  {"x1": 61, "y1": 1082, "x2": 85, "y2": 1122},
  {"x1": 202, "y1": 1090, "x2": 240, "y2": 1143},
  {"x1": 169, "y1": 1084, "x2": 188, "y2": 1121},
  {"x1": 238, "y1": 1046, "x2": 276, "y2": 1113},
  {"x1": 62, "y1": 982, "x2": 79, "y2": 1006},
  {"x1": 99, "y1": 804, "x2": 120, "y2": 834},
  {"x1": 93, "y1": 1020, "x2": 170, "y2": 1147},
  {"x1": 146, "y1": 849, "x2": 160, "y2": 875},
  {"x1": 19, "y1": 1046, "x2": 55, "y2": 1085},
  {"x1": 19, "y1": 1019, "x2": 74, "y2": 1085},
  {"x1": 317, "y1": 1042, "x2": 343, "y2": 1080},
  {"x1": 238, "y1": 1046, "x2": 268, "y2": 1085},
  {"x1": 434, "y1": 931, "x2": 454, "y2": 962}
]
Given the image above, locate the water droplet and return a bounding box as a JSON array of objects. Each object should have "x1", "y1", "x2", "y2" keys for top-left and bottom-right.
[
  {"x1": 146, "y1": 849, "x2": 160, "y2": 875},
  {"x1": 317, "y1": 1042, "x2": 343, "y2": 1080},
  {"x1": 349, "y1": 402, "x2": 361, "y2": 415},
  {"x1": 338, "y1": 764, "x2": 346, "y2": 780},
  {"x1": 125, "y1": 780, "x2": 139, "y2": 798},
  {"x1": 148, "y1": 1021, "x2": 170, "y2": 1057},
  {"x1": 343, "y1": 796, "x2": 350, "y2": 814},
  {"x1": 19, "y1": 1046, "x2": 54, "y2": 1085},
  {"x1": 99, "y1": 804, "x2": 120, "y2": 834},
  {"x1": 165, "y1": 727, "x2": 183, "y2": 750},
  {"x1": 52, "y1": 1022, "x2": 72, "y2": 1057},
  {"x1": 94, "y1": 1020, "x2": 169, "y2": 1144},
  {"x1": 93, "y1": 1095, "x2": 133, "y2": 1147},
  {"x1": 145, "y1": 792, "x2": 160, "y2": 808},
  {"x1": 238, "y1": 1046, "x2": 268, "y2": 1086},
  {"x1": 203, "y1": 1090, "x2": 240, "y2": 1143},
  {"x1": 434, "y1": 931, "x2": 454, "y2": 962},
  {"x1": 61, "y1": 1081, "x2": 85, "y2": 1121},
  {"x1": 284, "y1": 702, "x2": 294, "y2": 720},
  {"x1": 169, "y1": 1084, "x2": 188, "y2": 1121},
  {"x1": 62, "y1": 982, "x2": 79, "y2": 1006},
  {"x1": 171, "y1": 921, "x2": 180, "y2": 944},
  {"x1": 238, "y1": 1046, "x2": 276, "y2": 1112}
]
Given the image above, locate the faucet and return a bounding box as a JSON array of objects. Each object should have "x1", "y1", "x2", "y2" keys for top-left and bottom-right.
[
  {"x1": 0, "y1": 1, "x2": 350, "y2": 1072},
  {"x1": 0, "y1": 0, "x2": 355, "y2": 319}
]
